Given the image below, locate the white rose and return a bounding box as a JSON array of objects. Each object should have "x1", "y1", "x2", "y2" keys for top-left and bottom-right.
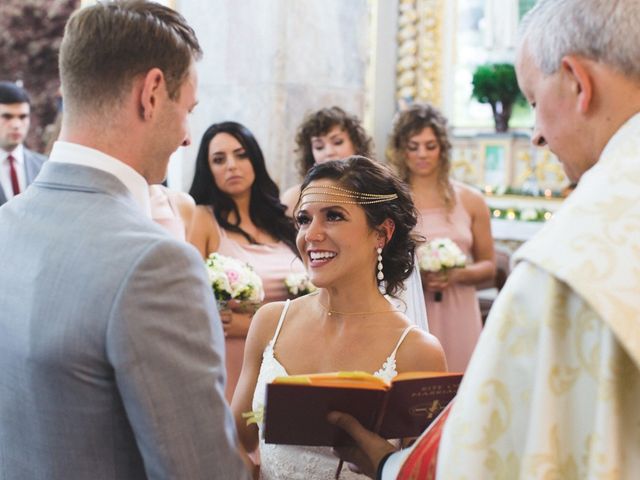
[{"x1": 439, "y1": 247, "x2": 457, "y2": 268}]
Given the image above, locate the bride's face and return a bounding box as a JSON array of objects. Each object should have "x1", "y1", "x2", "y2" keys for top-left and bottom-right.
[{"x1": 295, "y1": 180, "x2": 379, "y2": 289}]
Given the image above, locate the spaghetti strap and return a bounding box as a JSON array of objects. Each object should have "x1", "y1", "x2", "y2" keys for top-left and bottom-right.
[
  {"x1": 270, "y1": 299, "x2": 291, "y2": 345},
  {"x1": 373, "y1": 325, "x2": 418, "y2": 381},
  {"x1": 390, "y1": 325, "x2": 417, "y2": 358}
]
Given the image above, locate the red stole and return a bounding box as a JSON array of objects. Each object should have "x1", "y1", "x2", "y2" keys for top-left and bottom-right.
[{"x1": 396, "y1": 400, "x2": 454, "y2": 480}]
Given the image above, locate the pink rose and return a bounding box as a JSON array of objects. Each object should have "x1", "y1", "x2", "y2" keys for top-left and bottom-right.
[{"x1": 226, "y1": 269, "x2": 240, "y2": 283}]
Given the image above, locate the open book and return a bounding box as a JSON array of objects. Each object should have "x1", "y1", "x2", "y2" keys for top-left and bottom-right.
[{"x1": 263, "y1": 371, "x2": 462, "y2": 446}]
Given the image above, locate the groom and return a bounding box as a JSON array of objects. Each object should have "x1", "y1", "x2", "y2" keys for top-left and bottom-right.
[
  {"x1": 0, "y1": 2, "x2": 250, "y2": 479},
  {"x1": 330, "y1": 0, "x2": 640, "y2": 477}
]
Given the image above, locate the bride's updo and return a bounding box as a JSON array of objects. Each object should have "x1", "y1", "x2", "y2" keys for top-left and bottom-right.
[{"x1": 298, "y1": 155, "x2": 420, "y2": 297}]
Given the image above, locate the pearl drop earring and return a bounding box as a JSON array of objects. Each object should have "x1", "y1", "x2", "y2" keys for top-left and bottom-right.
[{"x1": 377, "y1": 247, "x2": 386, "y2": 294}]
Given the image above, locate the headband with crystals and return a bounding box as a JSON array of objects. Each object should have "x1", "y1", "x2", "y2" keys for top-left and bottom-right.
[{"x1": 299, "y1": 184, "x2": 398, "y2": 206}]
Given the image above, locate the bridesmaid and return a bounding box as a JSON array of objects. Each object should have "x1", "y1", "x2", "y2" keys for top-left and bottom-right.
[
  {"x1": 188, "y1": 121, "x2": 305, "y2": 401},
  {"x1": 387, "y1": 104, "x2": 495, "y2": 371},
  {"x1": 281, "y1": 106, "x2": 373, "y2": 214}
]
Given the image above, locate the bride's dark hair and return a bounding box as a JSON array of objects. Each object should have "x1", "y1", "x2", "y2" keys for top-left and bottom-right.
[{"x1": 298, "y1": 156, "x2": 421, "y2": 297}]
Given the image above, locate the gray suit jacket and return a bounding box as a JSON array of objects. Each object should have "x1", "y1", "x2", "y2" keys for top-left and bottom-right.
[
  {"x1": 0, "y1": 147, "x2": 47, "y2": 205},
  {"x1": 0, "y1": 162, "x2": 249, "y2": 479}
]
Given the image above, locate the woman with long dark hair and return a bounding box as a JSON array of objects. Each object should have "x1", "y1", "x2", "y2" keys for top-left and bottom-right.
[{"x1": 189, "y1": 121, "x2": 305, "y2": 400}]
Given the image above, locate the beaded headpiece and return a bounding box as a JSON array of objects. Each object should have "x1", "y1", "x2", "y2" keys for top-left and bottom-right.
[{"x1": 299, "y1": 184, "x2": 398, "y2": 206}]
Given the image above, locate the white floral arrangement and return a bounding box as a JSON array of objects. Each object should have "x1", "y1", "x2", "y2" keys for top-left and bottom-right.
[
  {"x1": 417, "y1": 237, "x2": 467, "y2": 273},
  {"x1": 417, "y1": 238, "x2": 466, "y2": 302},
  {"x1": 205, "y1": 253, "x2": 264, "y2": 306},
  {"x1": 284, "y1": 272, "x2": 317, "y2": 298}
]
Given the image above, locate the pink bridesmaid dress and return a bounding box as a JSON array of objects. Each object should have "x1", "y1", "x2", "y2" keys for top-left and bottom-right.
[
  {"x1": 216, "y1": 225, "x2": 306, "y2": 401},
  {"x1": 416, "y1": 191, "x2": 482, "y2": 371}
]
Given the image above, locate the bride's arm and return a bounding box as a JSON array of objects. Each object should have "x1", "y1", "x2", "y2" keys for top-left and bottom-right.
[{"x1": 231, "y1": 302, "x2": 284, "y2": 452}]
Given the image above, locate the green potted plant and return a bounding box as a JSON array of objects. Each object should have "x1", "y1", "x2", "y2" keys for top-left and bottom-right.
[{"x1": 471, "y1": 63, "x2": 525, "y2": 132}]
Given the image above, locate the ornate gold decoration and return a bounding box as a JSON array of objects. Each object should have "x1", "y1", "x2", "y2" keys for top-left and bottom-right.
[
  {"x1": 396, "y1": 0, "x2": 444, "y2": 106},
  {"x1": 535, "y1": 150, "x2": 566, "y2": 183},
  {"x1": 549, "y1": 364, "x2": 581, "y2": 395},
  {"x1": 299, "y1": 184, "x2": 398, "y2": 206},
  {"x1": 523, "y1": 425, "x2": 580, "y2": 479},
  {"x1": 515, "y1": 148, "x2": 566, "y2": 188},
  {"x1": 484, "y1": 449, "x2": 521, "y2": 480},
  {"x1": 451, "y1": 150, "x2": 477, "y2": 183},
  {"x1": 465, "y1": 379, "x2": 512, "y2": 448}
]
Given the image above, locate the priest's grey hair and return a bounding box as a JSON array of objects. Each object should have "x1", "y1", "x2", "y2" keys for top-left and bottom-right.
[{"x1": 519, "y1": 0, "x2": 640, "y2": 79}]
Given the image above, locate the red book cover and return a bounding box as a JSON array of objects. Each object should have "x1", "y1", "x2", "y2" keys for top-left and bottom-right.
[{"x1": 263, "y1": 371, "x2": 461, "y2": 447}]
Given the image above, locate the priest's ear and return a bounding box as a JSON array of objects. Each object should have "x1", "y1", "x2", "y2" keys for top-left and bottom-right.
[{"x1": 561, "y1": 55, "x2": 593, "y2": 114}]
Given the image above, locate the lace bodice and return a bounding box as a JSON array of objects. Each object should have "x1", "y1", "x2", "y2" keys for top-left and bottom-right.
[{"x1": 252, "y1": 300, "x2": 416, "y2": 479}]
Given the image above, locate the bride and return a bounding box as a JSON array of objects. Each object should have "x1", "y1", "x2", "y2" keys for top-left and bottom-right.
[{"x1": 231, "y1": 156, "x2": 446, "y2": 479}]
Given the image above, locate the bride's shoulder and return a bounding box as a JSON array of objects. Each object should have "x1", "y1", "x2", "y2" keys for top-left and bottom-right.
[
  {"x1": 397, "y1": 324, "x2": 447, "y2": 372},
  {"x1": 246, "y1": 297, "x2": 313, "y2": 354},
  {"x1": 250, "y1": 301, "x2": 288, "y2": 337}
]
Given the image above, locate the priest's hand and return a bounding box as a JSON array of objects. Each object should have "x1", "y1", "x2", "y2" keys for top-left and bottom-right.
[{"x1": 328, "y1": 411, "x2": 397, "y2": 479}]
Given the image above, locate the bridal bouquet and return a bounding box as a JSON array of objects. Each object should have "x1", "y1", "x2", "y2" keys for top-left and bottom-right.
[
  {"x1": 417, "y1": 238, "x2": 467, "y2": 302},
  {"x1": 284, "y1": 272, "x2": 317, "y2": 298},
  {"x1": 206, "y1": 253, "x2": 264, "y2": 311}
]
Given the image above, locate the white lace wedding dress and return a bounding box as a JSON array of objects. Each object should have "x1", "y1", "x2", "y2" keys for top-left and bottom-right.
[{"x1": 252, "y1": 300, "x2": 416, "y2": 480}]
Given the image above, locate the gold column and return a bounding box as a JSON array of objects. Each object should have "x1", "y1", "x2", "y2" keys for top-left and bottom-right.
[{"x1": 396, "y1": 0, "x2": 445, "y2": 107}]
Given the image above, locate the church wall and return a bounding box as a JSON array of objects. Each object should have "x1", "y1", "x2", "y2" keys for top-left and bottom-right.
[{"x1": 174, "y1": 0, "x2": 372, "y2": 193}]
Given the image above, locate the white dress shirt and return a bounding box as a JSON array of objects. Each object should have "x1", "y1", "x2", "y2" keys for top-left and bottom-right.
[
  {"x1": 1, "y1": 144, "x2": 27, "y2": 200},
  {"x1": 49, "y1": 141, "x2": 151, "y2": 218}
]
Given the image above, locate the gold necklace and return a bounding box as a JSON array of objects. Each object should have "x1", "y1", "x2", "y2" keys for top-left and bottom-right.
[{"x1": 320, "y1": 302, "x2": 397, "y2": 317}]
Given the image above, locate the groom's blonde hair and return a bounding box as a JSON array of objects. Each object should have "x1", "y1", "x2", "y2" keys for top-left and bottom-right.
[{"x1": 60, "y1": 0, "x2": 202, "y2": 115}]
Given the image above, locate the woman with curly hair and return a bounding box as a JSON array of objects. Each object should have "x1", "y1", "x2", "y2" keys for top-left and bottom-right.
[
  {"x1": 388, "y1": 104, "x2": 495, "y2": 371},
  {"x1": 188, "y1": 121, "x2": 305, "y2": 401},
  {"x1": 232, "y1": 155, "x2": 446, "y2": 479},
  {"x1": 281, "y1": 106, "x2": 373, "y2": 214}
]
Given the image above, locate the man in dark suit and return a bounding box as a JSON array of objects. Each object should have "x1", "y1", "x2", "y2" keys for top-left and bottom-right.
[{"x1": 0, "y1": 81, "x2": 46, "y2": 205}]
